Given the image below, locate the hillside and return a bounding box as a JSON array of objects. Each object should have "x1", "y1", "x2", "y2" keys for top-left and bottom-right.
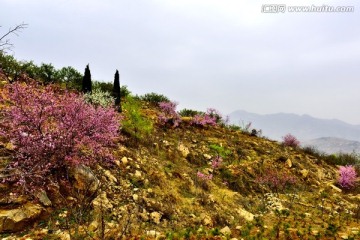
[{"x1": 0, "y1": 78, "x2": 360, "y2": 240}]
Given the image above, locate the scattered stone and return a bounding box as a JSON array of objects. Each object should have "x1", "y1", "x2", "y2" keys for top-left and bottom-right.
[
  {"x1": 203, "y1": 154, "x2": 212, "y2": 160},
  {"x1": 162, "y1": 140, "x2": 170, "y2": 147},
  {"x1": 340, "y1": 233, "x2": 348, "y2": 239},
  {"x1": 114, "y1": 160, "x2": 121, "y2": 167},
  {"x1": 177, "y1": 144, "x2": 190, "y2": 158},
  {"x1": 0, "y1": 195, "x2": 27, "y2": 205},
  {"x1": 54, "y1": 230, "x2": 71, "y2": 240},
  {"x1": 132, "y1": 194, "x2": 139, "y2": 201},
  {"x1": 311, "y1": 230, "x2": 319, "y2": 236},
  {"x1": 92, "y1": 191, "x2": 113, "y2": 210},
  {"x1": 237, "y1": 208, "x2": 254, "y2": 221},
  {"x1": 121, "y1": 157, "x2": 128, "y2": 165},
  {"x1": 300, "y1": 169, "x2": 309, "y2": 178},
  {"x1": 329, "y1": 184, "x2": 342, "y2": 193},
  {"x1": 200, "y1": 213, "x2": 213, "y2": 226},
  {"x1": 135, "y1": 170, "x2": 142, "y2": 178},
  {"x1": 146, "y1": 230, "x2": 161, "y2": 238},
  {"x1": 317, "y1": 169, "x2": 325, "y2": 180},
  {"x1": 150, "y1": 211, "x2": 162, "y2": 224},
  {"x1": 285, "y1": 159, "x2": 292, "y2": 168},
  {"x1": 139, "y1": 209, "x2": 149, "y2": 221},
  {"x1": 0, "y1": 203, "x2": 43, "y2": 233},
  {"x1": 220, "y1": 226, "x2": 231, "y2": 236},
  {"x1": 35, "y1": 190, "x2": 52, "y2": 207},
  {"x1": 351, "y1": 227, "x2": 359, "y2": 235},
  {"x1": 104, "y1": 170, "x2": 118, "y2": 184}
]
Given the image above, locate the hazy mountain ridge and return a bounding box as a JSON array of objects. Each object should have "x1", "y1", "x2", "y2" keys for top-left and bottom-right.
[
  {"x1": 302, "y1": 137, "x2": 360, "y2": 155},
  {"x1": 229, "y1": 110, "x2": 360, "y2": 153}
]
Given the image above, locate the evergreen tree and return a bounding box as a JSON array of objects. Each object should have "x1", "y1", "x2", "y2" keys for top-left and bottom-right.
[
  {"x1": 113, "y1": 69, "x2": 121, "y2": 112},
  {"x1": 82, "y1": 64, "x2": 92, "y2": 93}
]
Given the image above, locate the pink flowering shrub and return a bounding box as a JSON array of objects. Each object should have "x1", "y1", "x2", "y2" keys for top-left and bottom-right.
[
  {"x1": 158, "y1": 101, "x2": 181, "y2": 127},
  {"x1": 257, "y1": 168, "x2": 297, "y2": 193},
  {"x1": 197, "y1": 171, "x2": 213, "y2": 181},
  {"x1": 191, "y1": 108, "x2": 226, "y2": 127},
  {"x1": 338, "y1": 165, "x2": 357, "y2": 189},
  {"x1": 211, "y1": 156, "x2": 223, "y2": 169},
  {"x1": 0, "y1": 82, "x2": 121, "y2": 192},
  {"x1": 282, "y1": 133, "x2": 300, "y2": 147}
]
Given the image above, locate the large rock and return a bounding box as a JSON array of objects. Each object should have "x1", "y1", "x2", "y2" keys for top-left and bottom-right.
[
  {"x1": 35, "y1": 190, "x2": 52, "y2": 207},
  {"x1": 237, "y1": 208, "x2": 254, "y2": 221},
  {"x1": 150, "y1": 211, "x2": 162, "y2": 224},
  {"x1": 0, "y1": 203, "x2": 43, "y2": 233},
  {"x1": 70, "y1": 165, "x2": 99, "y2": 195},
  {"x1": 177, "y1": 144, "x2": 190, "y2": 158},
  {"x1": 220, "y1": 226, "x2": 232, "y2": 236}
]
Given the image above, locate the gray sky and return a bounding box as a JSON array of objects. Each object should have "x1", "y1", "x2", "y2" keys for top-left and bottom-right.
[{"x1": 2, "y1": 0, "x2": 360, "y2": 124}]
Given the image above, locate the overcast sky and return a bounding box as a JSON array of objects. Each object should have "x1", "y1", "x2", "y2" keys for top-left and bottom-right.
[{"x1": 2, "y1": 0, "x2": 360, "y2": 124}]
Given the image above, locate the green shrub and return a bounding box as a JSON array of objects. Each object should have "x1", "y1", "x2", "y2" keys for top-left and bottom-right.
[
  {"x1": 178, "y1": 108, "x2": 204, "y2": 117},
  {"x1": 93, "y1": 82, "x2": 131, "y2": 98},
  {"x1": 122, "y1": 96, "x2": 153, "y2": 143},
  {"x1": 140, "y1": 92, "x2": 170, "y2": 103},
  {"x1": 209, "y1": 144, "x2": 231, "y2": 158},
  {"x1": 120, "y1": 85, "x2": 131, "y2": 98},
  {"x1": 302, "y1": 145, "x2": 322, "y2": 157},
  {"x1": 323, "y1": 152, "x2": 359, "y2": 166},
  {"x1": 227, "y1": 124, "x2": 241, "y2": 131}
]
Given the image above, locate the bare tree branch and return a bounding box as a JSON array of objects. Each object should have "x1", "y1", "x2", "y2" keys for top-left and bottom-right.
[{"x1": 0, "y1": 23, "x2": 28, "y2": 53}]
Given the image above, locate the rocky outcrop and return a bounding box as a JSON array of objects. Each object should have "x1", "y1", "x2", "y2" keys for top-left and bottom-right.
[
  {"x1": 0, "y1": 203, "x2": 43, "y2": 233},
  {"x1": 70, "y1": 165, "x2": 99, "y2": 195}
]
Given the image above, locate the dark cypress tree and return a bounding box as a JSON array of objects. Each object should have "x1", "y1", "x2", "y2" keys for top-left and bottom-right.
[
  {"x1": 113, "y1": 69, "x2": 121, "y2": 112},
  {"x1": 82, "y1": 64, "x2": 92, "y2": 93}
]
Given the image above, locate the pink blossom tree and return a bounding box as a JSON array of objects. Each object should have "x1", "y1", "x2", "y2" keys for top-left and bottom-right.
[
  {"x1": 158, "y1": 101, "x2": 181, "y2": 127},
  {"x1": 282, "y1": 133, "x2": 300, "y2": 147},
  {"x1": 0, "y1": 82, "x2": 121, "y2": 192},
  {"x1": 338, "y1": 165, "x2": 357, "y2": 189}
]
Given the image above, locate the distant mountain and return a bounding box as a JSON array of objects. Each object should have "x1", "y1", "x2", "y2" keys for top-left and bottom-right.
[
  {"x1": 228, "y1": 110, "x2": 360, "y2": 153},
  {"x1": 302, "y1": 137, "x2": 360, "y2": 154}
]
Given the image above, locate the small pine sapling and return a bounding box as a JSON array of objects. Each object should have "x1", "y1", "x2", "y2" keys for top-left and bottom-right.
[
  {"x1": 113, "y1": 69, "x2": 121, "y2": 112},
  {"x1": 82, "y1": 64, "x2": 92, "y2": 93}
]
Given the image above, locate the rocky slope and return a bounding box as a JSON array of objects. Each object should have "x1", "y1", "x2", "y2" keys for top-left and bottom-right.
[{"x1": 0, "y1": 82, "x2": 360, "y2": 239}]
